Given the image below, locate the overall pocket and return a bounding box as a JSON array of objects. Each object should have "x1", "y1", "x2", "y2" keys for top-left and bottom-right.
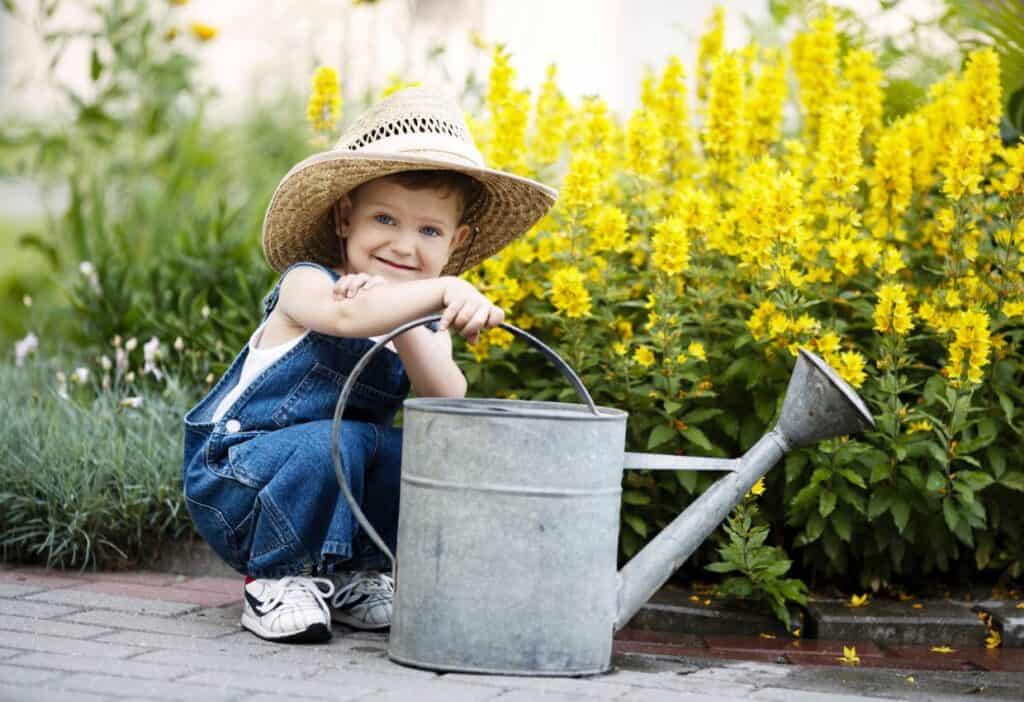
[{"x1": 271, "y1": 361, "x2": 404, "y2": 427}]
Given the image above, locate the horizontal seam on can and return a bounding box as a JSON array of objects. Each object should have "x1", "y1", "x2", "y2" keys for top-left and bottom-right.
[{"x1": 402, "y1": 473, "x2": 621, "y2": 497}]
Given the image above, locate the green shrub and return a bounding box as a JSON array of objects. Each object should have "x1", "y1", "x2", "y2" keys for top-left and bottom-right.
[{"x1": 0, "y1": 356, "x2": 193, "y2": 569}]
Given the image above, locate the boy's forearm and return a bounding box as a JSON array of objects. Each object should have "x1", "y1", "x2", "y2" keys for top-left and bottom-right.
[
  {"x1": 334, "y1": 278, "x2": 448, "y2": 337},
  {"x1": 392, "y1": 327, "x2": 467, "y2": 398}
]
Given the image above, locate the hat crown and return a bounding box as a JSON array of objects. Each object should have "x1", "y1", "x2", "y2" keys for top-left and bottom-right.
[{"x1": 334, "y1": 87, "x2": 484, "y2": 168}]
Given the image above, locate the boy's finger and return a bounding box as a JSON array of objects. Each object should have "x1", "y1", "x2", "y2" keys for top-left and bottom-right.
[
  {"x1": 486, "y1": 305, "x2": 505, "y2": 328},
  {"x1": 453, "y1": 300, "x2": 479, "y2": 331},
  {"x1": 463, "y1": 305, "x2": 490, "y2": 340},
  {"x1": 440, "y1": 297, "x2": 467, "y2": 332}
]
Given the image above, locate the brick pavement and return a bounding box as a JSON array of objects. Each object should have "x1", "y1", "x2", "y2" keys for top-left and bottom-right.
[{"x1": 0, "y1": 565, "x2": 1021, "y2": 702}]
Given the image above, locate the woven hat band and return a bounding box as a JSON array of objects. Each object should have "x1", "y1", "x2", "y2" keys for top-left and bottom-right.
[{"x1": 349, "y1": 133, "x2": 484, "y2": 168}]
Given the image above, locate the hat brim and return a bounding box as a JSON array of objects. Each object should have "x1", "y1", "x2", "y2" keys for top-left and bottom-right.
[{"x1": 262, "y1": 151, "x2": 557, "y2": 276}]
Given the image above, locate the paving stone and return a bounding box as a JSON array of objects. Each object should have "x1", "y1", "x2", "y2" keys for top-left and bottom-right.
[
  {"x1": 959, "y1": 647, "x2": 1024, "y2": 673},
  {"x1": 752, "y1": 688, "x2": 892, "y2": 701},
  {"x1": 130, "y1": 648, "x2": 318, "y2": 677},
  {"x1": 49, "y1": 672, "x2": 240, "y2": 701},
  {"x1": 0, "y1": 614, "x2": 114, "y2": 639},
  {"x1": 178, "y1": 670, "x2": 378, "y2": 700},
  {"x1": 0, "y1": 662, "x2": 65, "y2": 685},
  {"x1": 174, "y1": 576, "x2": 242, "y2": 595},
  {"x1": 0, "y1": 682, "x2": 111, "y2": 702},
  {"x1": 86, "y1": 571, "x2": 185, "y2": 587},
  {"x1": 440, "y1": 671, "x2": 634, "y2": 698},
  {"x1": 705, "y1": 636, "x2": 885, "y2": 665},
  {"x1": 616, "y1": 690, "x2": 750, "y2": 702},
  {"x1": 0, "y1": 599, "x2": 80, "y2": 619},
  {"x1": 0, "y1": 631, "x2": 139, "y2": 658},
  {"x1": 0, "y1": 584, "x2": 48, "y2": 598},
  {"x1": 0, "y1": 570, "x2": 91, "y2": 587},
  {"x1": 25, "y1": 589, "x2": 199, "y2": 616},
  {"x1": 180, "y1": 604, "x2": 244, "y2": 627},
  {"x1": 342, "y1": 678, "x2": 505, "y2": 702},
  {"x1": 805, "y1": 599, "x2": 987, "y2": 647},
  {"x1": 93, "y1": 629, "x2": 269, "y2": 655},
  {"x1": 482, "y1": 690, "x2": 602, "y2": 702},
  {"x1": 74, "y1": 580, "x2": 234, "y2": 606},
  {"x1": 613, "y1": 640, "x2": 710, "y2": 659},
  {"x1": 879, "y1": 645, "x2": 975, "y2": 671},
  {"x1": 65, "y1": 609, "x2": 235, "y2": 637},
  {"x1": 10, "y1": 651, "x2": 192, "y2": 680}
]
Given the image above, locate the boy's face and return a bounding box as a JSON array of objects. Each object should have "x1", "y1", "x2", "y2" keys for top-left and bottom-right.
[{"x1": 334, "y1": 178, "x2": 470, "y2": 281}]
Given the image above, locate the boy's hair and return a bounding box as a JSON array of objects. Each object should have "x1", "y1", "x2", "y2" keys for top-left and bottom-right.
[{"x1": 350, "y1": 170, "x2": 483, "y2": 224}]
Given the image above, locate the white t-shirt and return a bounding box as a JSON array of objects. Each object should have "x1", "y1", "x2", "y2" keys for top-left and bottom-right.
[{"x1": 211, "y1": 322, "x2": 395, "y2": 422}]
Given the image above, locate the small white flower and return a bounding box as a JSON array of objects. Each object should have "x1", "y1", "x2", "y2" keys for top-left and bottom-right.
[
  {"x1": 205, "y1": 372, "x2": 215, "y2": 384},
  {"x1": 100, "y1": 355, "x2": 112, "y2": 370},
  {"x1": 125, "y1": 371, "x2": 135, "y2": 383},
  {"x1": 22, "y1": 295, "x2": 32, "y2": 307},
  {"x1": 125, "y1": 337, "x2": 138, "y2": 352},
  {"x1": 71, "y1": 367, "x2": 90, "y2": 384},
  {"x1": 201, "y1": 305, "x2": 211, "y2": 319},
  {"x1": 102, "y1": 374, "x2": 111, "y2": 390},
  {"x1": 143, "y1": 337, "x2": 161, "y2": 363},
  {"x1": 115, "y1": 348, "x2": 128, "y2": 371},
  {"x1": 174, "y1": 337, "x2": 185, "y2": 352},
  {"x1": 55, "y1": 370, "x2": 68, "y2": 400},
  {"x1": 14, "y1": 332, "x2": 39, "y2": 366},
  {"x1": 79, "y1": 261, "x2": 95, "y2": 277},
  {"x1": 120, "y1": 396, "x2": 143, "y2": 408},
  {"x1": 56, "y1": 370, "x2": 67, "y2": 384}
]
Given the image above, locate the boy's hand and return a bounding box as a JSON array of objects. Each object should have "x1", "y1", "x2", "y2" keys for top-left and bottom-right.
[
  {"x1": 439, "y1": 277, "x2": 504, "y2": 344},
  {"x1": 332, "y1": 273, "x2": 388, "y2": 300}
]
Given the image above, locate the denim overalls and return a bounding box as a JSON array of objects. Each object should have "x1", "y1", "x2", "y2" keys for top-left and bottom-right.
[{"x1": 183, "y1": 262, "x2": 409, "y2": 578}]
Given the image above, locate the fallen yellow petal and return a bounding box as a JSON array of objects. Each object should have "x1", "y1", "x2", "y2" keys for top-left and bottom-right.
[
  {"x1": 930, "y1": 645, "x2": 955, "y2": 654},
  {"x1": 1016, "y1": 602, "x2": 1024, "y2": 609},
  {"x1": 911, "y1": 603, "x2": 923, "y2": 609},
  {"x1": 906, "y1": 676, "x2": 915, "y2": 684},
  {"x1": 986, "y1": 630, "x2": 1001, "y2": 649},
  {"x1": 848, "y1": 593, "x2": 869, "y2": 608},
  {"x1": 759, "y1": 633, "x2": 776, "y2": 639},
  {"x1": 837, "y1": 645, "x2": 860, "y2": 665}
]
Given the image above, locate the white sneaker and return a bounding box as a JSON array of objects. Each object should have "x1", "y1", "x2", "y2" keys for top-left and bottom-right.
[
  {"x1": 241, "y1": 575, "x2": 335, "y2": 643},
  {"x1": 329, "y1": 571, "x2": 394, "y2": 630}
]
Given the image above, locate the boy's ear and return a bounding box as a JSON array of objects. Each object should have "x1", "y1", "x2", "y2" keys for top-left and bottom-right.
[
  {"x1": 333, "y1": 195, "x2": 353, "y2": 239},
  {"x1": 451, "y1": 223, "x2": 472, "y2": 251}
]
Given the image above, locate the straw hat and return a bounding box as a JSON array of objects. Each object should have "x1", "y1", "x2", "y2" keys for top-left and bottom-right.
[{"x1": 262, "y1": 87, "x2": 557, "y2": 276}]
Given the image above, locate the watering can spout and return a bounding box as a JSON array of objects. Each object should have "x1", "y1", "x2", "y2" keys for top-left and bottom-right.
[{"x1": 613, "y1": 348, "x2": 875, "y2": 631}]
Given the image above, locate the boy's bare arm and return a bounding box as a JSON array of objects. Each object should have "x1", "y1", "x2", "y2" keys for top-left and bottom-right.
[{"x1": 391, "y1": 326, "x2": 467, "y2": 398}]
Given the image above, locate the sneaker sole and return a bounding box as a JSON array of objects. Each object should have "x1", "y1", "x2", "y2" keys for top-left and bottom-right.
[
  {"x1": 241, "y1": 612, "x2": 332, "y2": 643},
  {"x1": 331, "y1": 612, "x2": 391, "y2": 630}
]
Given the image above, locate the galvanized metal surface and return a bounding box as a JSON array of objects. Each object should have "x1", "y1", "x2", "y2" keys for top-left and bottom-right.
[
  {"x1": 331, "y1": 317, "x2": 876, "y2": 677},
  {"x1": 391, "y1": 398, "x2": 627, "y2": 675}
]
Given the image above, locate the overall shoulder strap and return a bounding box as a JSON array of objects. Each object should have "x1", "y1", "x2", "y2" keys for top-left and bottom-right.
[{"x1": 261, "y1": 262, "x2": 341, "y2": 319}]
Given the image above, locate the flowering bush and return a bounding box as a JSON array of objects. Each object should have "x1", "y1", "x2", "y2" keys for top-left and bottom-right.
[{"x1": 449, "y1": 10, "x2": 1024, "y2": 589}]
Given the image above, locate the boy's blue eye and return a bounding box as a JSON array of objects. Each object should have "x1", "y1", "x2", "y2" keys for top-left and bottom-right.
[
  {"x1": 374, "y1": 214, "x2": 395, "y2": 225},
  {"x1": 421, "y1": 226, "x2": 442, "y2": 238}
]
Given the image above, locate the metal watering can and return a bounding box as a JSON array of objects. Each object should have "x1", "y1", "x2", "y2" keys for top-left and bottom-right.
[{"x1": 332, "y1": 316, "x2": 874, "y2": 676}]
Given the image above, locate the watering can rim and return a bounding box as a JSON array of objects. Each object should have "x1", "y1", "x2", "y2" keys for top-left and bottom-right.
[
  {"x1": 404, "y1": 396, "x2": 627, "y2": 421},
  {"x1": 795, "y1": 347, "x2": 875, "y2": 429}
]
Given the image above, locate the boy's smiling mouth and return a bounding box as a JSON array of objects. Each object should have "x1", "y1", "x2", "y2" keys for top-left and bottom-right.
[{"x1": 374, "y1": 256, "x2": 418, "y2": 271}]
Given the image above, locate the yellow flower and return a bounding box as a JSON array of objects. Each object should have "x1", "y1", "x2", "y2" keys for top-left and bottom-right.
[
  {"x1": 587, "y1": 206, "x2": 629, "y2": 254},
  {"x1": 625, "y1": 108, "x2": 665, "y2": 179},
  {"x1": 560, "y1": 151, "x2": 602, "y2": 215},
  {"x1": 1003, "y1": 300, "x2": 1024, "y2": 318},
  {"x1": 873, "y1": 283, "x2": 914, "y2": 336},
  {"x1": 651, "y1": 217, "x2": 691, "y2": 275},
  {"x1": 747, "y1": 477, "x2": 766, "y2": 497},
  {"x1": 307, "y1": 66, "x2": 342, "y2": 134},
  {"x1": 945, "y1": 310, "x2": 992, "y2": 386},
  {"x1": 674, "y1": 353, "x2": 687, "y2": 365},
  {"x1": 696, "y1": 6, "x2": 725, "y2": 101},
  {"x1": 190, "y1": 22, "x2": 218, "y2": 41},
  {"x1": 613, "y1": 342, "x2": 628, "y2": 356},
  {"x1": 930, "y1": 645, "x2": 956, "y2": 654},
  {"x1": 633, "y1": 346, "x2": 656, "y2": 368},
  {"x1": 848, "y1": 593, "x2": 870, "y2": 608},
  {"x1": 687, "y1": 342, "x2": 707, "y2": 361},
  {"x1": 531, "y1": 64, "x2": 570, "y2": 167},
  {"x1": 703, "y1": 51, "x2": 745, "y2": 178},
  {"x1": 837, "y1": 645, "x2": 860, "y2": 665},
  {"x1": 836, "y1": 351, "x2": 868, "y2": 388},
  {"x1": 941, "y1": 127, "x2": 991, "y2": 201},
  {"x1": 986, "y1": 629, "x2": 1002, "y2": 649},
  {"x1": 549, "y1": 267, "x2": 592, "y2": 319},
  {"x1": 907, "y1": 420, "x2": 933, "y2": 434},
  {"x1": 485, "y1": 327, "x2": 514, "y2": 350}
]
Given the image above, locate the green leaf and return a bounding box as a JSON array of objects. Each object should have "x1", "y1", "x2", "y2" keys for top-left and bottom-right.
[
  {"x1": 804, "y1": 512, "x2": 825, "y2": 542},
  {"x1": 622, "y1": 490, "x2": 652, "y2": 506},
  {"x1": 706, "y1": 561, "x2": 740, "y2": 573},
  {"x1": 943, "y1": 498, "x2": 959, "y2": 532},
  {"x1": 1000, "y1": 471, "x2": 1024, "y2": 492},
  {"x1": 868, "y1": 491, "x2": 890, "y2": 520},
  {"x1": 890, "y1": 498, "x2": 910, "y2": 533},
  {"x1": 987, "y1": 447, "x2": 1007, "y2": 479},
  {"x1": 683, "y1": 408, "x2": 723, "y2": 424},
  {"x1": 819, "y1": 490, "x2": 837, "y2": 518},
  {"x1": 997, "y1": 392, "x2": 1015, "y2": 423},
  {"x1": 838, "y1": 468, "x2": 866, "y2": 489},
  {"x1": 926, "y1": 470, "x2": 946, "y2": 493},
  {"x1": 623, "y1": 513, "x2": 648, "y2": 538},
  {"x1": 832, "y1": 509, "x2": 853, "y2": 542},
  {"x1": 956, "y1": 471, "x2": 994, "y2": 492},
  {"x1": 663, "y1": 400, "x2": 683, "y2": 415},
  {"x1": 90, "y1": 48, "x2": 102, "y2": 81},
  {"x1": 676, "y1": 470, "x2": 697, "y2": 493},
  {"x1": 681, "y1": 426, "x2": 714, "y2": 452},
  {"x1": 647, "y1": 424, "x2": 675, "y2": 449}
]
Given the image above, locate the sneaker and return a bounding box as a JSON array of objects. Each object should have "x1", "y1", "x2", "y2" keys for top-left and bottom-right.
[
  {"x1": 329, "y1": 571, "x2": 394, "y2": 630},
  {"x1": 241, "y1": 575, "x2": 335, "y2": 643}
]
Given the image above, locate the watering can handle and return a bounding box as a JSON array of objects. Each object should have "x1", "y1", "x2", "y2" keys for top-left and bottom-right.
[{"x1": 331, "y1": 314, "x2": 600, "y2": 572}]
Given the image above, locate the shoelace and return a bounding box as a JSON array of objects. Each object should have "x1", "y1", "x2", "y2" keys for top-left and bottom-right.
[
  {"x1": 331, "y1": 572, "x2": 394, "y2": 609},
  {"x1": 262, "y1": 576, "x2": 335, "y2": 614}
]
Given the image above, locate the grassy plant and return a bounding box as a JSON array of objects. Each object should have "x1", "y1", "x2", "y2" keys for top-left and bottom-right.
[{"x1": 0, "y1": 356, "x2": 193, "y2": 570}]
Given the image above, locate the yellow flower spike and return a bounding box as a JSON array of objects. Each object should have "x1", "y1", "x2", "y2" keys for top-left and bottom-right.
[
  {"x1": 548, "y1": 267, "x2": 592, "y2": 319},
  {"x1": 307, "y1": 66, "x2": 342, "y2": 134},
  {"x1": 930, "y1": 645, "x2": 956, "y2": 654},
  {"x1": 838, "y1": 646, "x2": 860, "y2": 665},
  {"x1": 687, "y1": 342, "x2": 707, "y2": 361}
]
